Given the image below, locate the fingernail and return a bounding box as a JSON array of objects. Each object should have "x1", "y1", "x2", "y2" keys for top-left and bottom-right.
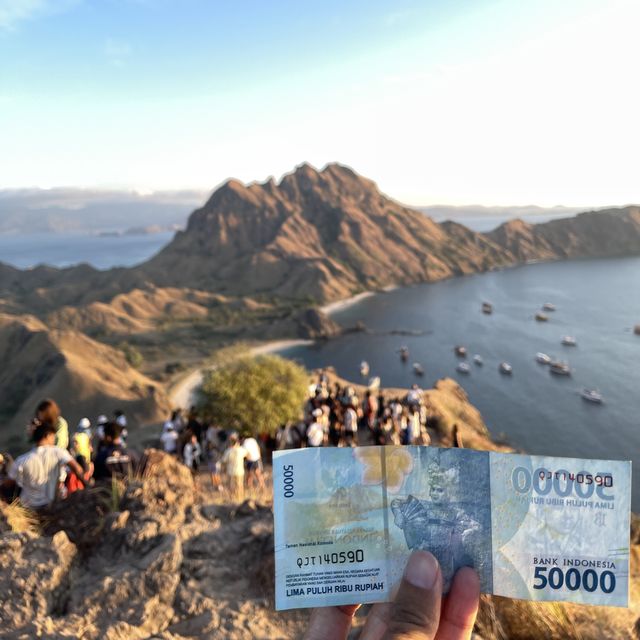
[{"x1": 404, "y1": 551, "x2": 439, "y2": 590}]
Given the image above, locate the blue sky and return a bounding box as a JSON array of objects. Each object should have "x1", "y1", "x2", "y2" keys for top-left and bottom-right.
[{"x1": 1, "y1": 0, "x2": 639, "y2": 205}]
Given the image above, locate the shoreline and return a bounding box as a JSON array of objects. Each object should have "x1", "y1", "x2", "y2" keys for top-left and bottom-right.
[{"x1": 320, "y1": 290, "x2": 377, "y2": 316}]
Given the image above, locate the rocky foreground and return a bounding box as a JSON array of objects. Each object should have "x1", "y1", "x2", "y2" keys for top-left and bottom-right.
[{"x1": 1, "y1": 379, "x2": 640, "y2": 639}]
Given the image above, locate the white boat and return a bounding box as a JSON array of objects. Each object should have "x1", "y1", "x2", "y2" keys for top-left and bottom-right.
[
  {"x1": 454, "y1": 345, "x2": 467, "y2": 357},
  {"x1": 360, "y1": 361, "x2": 370, "y2": 377},
  {"x1": 550, "y1": 361, "x2": 571, "y2": 376},
  {"x1": 412, "y1": 363, "x2": 424, "y2": 376},
  {"x1": 499, "y1": 362, "x2": 513, "y2": 375},
  {"x1": 473, "y1": 354, "x2": 483, "y2": 366},
  {"x1": 456, "y1": 362, "x2": 471, "y2": 374},
  {"x1": 535, "y1": 313, "x2": 549, "y2": 322},
  {"x1": 561, "y1": 336, "x2": 577, "y2": 346},
  {"x1": 542, "y1": 303, "x2": 556, "y2": 312},
  {"x1": 581, "y1": 388, "x2": 603, "y2": 404},
  {"x1": 536, "y1": 352, "x2": 551, "y2": 365},
  {"x1": 368, "y1": 376, "x2": 381, "y2": 390}
]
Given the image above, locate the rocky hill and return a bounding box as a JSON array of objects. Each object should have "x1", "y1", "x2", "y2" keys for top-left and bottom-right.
[{"x1": 139, "y1": 163, "x2": 513, "y2": 302}]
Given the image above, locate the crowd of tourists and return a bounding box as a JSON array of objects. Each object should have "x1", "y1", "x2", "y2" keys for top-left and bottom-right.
[
  {"x1": 158, "y1": 407, "x2": 265, "y2": 502},
  {"x1": 0, "y1": 372, "x2": 460, "y2": 513},
  {"x1": 274, "y1": 373, "x2": 459, "y2": 450},
  {"x1": 0, "y1": 399, "x2": 135, "y2": 510}
]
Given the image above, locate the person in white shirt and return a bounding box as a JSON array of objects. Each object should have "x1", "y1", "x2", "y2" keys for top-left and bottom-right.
[
  {"x1": 343, "y1": 405, "x2": 358, "y2": 447},
  {"x1": 160, "y1": 421, "x2": 178, "y2": 454},
  {"x1": 242, "y1": 435, "x2": 265, "y2": 490},
  {"x1": 4, "y1": 423, "x2": 84, "y2": 509},
  {"x1": 222, "y1": 434, "x2": 247, "y2": 502},
  {"x1": 183, "y1": 434, "x2": 201, "y2": 475},
  {"x1": 307, "y1": 409, "x2": 325, "y2": 447}
]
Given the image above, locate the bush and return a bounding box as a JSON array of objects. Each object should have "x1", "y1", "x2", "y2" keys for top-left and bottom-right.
[
  {"x1": 199, "y1": 354, "x2": 308, "y2": 436},
  {"x1": 119, "y1": 342, "x2": 143, "y2": 369}
]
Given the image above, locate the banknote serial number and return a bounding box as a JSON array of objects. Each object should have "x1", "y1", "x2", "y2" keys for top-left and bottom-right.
[
  {"x1": 512, "y1": 467, "x2": 614, "y2": 500},
  {"x1": 533, "y1": 567, "x2": 616, "y2": 594},
  {"x1": 296, "y1": 549, "x2": 365, "y2": 568}
]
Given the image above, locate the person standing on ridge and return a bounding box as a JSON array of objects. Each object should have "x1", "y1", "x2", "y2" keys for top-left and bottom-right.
[
  {"x1": 221, "y1": 434, "x2": 247, "y2": 502},
  {"x1": 242, "y1": 434, "x2": 265, "y2": 490}
]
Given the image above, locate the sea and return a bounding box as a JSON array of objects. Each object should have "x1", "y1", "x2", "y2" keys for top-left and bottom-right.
[
  {"x1": 0, "y1": 231, "x2": 174, "y2": 270},
  {"x1": 277, "y1": 256, "x2": 640, "y2": 509}
]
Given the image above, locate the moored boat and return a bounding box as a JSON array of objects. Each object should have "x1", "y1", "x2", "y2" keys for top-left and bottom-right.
[
  {"x1": 473, "y1": 354, "x2": 483, "y2": 366},
  {"x1": 454, "y1": 345, "x2": 467, "y2": 357},
  {"x1": 456, "y1": 362, "x2": 471, "y2": 374},
  {"x1": 581, "y1": 388, "x2": 603, "y2": 404},
  {"x1": 536, "y1": 352, "x2": 551, "y2": 364},
  {"x1": 399, "y1": 346, "x2": 409, "y2": 362},
  {"x1": 412, "y1": 362, "x2": 424, "y2": 376},
  {"x1": 482, "y1": 302, "x2": 493, "y2": 314},
  {"x1": 499, "y1": 362, "x2": 513, "y2": 375},
  {"x1": 550, "y1": 361, "x2": 571, "y2": 376},
  {"x1": 542, "y1": 302, "x2": 556, "y2": 311},
  {"x1": 535, "y1": 313, "x2": 548, "y2": 322},
  {"x1": 561, "y1": 336, "x2": 577, "y2": 346},
  {"x1": 360, "y1": 361, "x2": 370, "y2": 377}
]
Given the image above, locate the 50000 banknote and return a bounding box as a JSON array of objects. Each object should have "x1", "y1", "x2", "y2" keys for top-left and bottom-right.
[{"x1": 273, "y1": 446, "x2": 630, "y2": 610}]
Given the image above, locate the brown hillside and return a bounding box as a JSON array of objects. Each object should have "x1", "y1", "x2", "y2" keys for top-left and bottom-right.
[
  {"x1": 140, "y1": 163, "x2": 514, "y2": 302},
  {"x1": 0, "y1": 313, "x2": 170, "y2": 450}
]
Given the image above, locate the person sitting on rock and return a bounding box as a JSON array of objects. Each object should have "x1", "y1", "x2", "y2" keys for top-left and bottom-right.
[
  {"x1": 2, "y1": 422, "x2": 84, "y2": 510},
  {"x1": 93, "y1": 422, "x2": 136, "y2": 481}
]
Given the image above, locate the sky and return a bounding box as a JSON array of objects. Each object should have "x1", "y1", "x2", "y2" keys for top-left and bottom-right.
[{"x1": 1, "y1": 0, "x2": 639, "y2": 206}]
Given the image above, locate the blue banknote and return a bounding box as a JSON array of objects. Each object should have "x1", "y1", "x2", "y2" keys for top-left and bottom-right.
[{"x1": 273, "y1": 446, "x2": 630, "y2": 610}]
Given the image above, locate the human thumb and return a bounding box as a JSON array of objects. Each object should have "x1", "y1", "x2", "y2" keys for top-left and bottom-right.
[{"x1": 384, "y1": 551, "x2": 442, "y2": 640}]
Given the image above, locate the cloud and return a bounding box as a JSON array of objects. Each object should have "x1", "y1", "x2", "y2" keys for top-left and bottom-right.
[
  {"x1": 0, "y1": 0, "x2": 78, "y2": 31},
  {"x1": 104, "y1": 37, "x2": 133, "y2": 66}
]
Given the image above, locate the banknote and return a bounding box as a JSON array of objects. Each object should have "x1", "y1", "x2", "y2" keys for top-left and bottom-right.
[{"x1": 273, "y1": 446, "x2": 630, "y2": 610}]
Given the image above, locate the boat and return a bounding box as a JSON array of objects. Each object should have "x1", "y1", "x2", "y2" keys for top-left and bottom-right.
[
  {"x1": 536, "y1": 352, "x2": 551, "y2": 365},
  {"x1": 499, "y1": 362, "x2": 513, "y2": 375},
  {"x1": 399, "y1": 346, "x2": 409, "y2": 362},
  {"x1": 634, "y1": 325, "x2": 640, "y2": 336},
  {"x1": 535, "y1": 313, "x2": 549, "y2": 322},
  {"x1": 456, "y1": 362, "x2": 471, "y2": 374},
  {"x1": 542, "y1": 303, "x2": 556, "y2": 312},
  {"x1": 473, "y1": 354, "x2": 483, "y2": 366},
  {"x1": 481, "y1": 302, "x2": 493, "y2": 314},
  {"x1": 550, "y1": 361, "x2": 571, "y2": 376},
  {"x1": 454, "y1": 345, "x2": 467, "y2": 357},
  {"x1": 412, "y1": 363, "x2": 424, "y2": 376},
  {"x1": 581, "y1": 388, "x2": 603, "y2": 404},
  {"x1": 368, "y1": 376, "x2": 381, "y2": 390},
  {"x1": 360, "y1": 361, "x2": 370, "y2": 377},
  {"x1": 561, "y1": 336, "x2": 577, "y2": 346}
]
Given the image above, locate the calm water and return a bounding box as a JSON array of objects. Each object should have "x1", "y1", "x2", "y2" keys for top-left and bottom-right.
[
  {"x1": 0, "y1": 231, "x2": 174, "y2": 270},
  {"x1": 278, "y1": 257, "x2": 640, "y2": 508}
]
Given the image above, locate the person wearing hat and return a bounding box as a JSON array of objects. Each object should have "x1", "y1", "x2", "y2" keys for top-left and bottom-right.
[
  {"x1": 307, "y1": 408, "x2": 325, "y2": 447},
  {"x1": 160, "y1": 421, "x2": 178, "y2": 454},
  {"x1": 93, "y1": 414, "x2": 108, "y2": 452},
  {"x1": 71, "y1": 418, "x2": 92, "y2": 464}
]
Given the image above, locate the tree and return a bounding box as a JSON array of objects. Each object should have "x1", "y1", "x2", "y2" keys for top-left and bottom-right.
[{"x1": 199, "y1": 354, "x2": 308, "y2": 436}]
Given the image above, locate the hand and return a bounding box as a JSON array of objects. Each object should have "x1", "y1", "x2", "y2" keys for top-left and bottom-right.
[{"x1": 304, "y1": 551, "x2": 480, "y2": 640}]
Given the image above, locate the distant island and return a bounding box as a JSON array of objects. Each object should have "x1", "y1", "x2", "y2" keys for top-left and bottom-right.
[{"x1": 0, "y1": 162, "x2": 639, "y2": 447}]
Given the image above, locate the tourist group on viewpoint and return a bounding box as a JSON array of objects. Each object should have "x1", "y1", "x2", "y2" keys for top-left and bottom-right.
[{"x1": 0, "y1": 371, "x2": 456, "y2": 513}]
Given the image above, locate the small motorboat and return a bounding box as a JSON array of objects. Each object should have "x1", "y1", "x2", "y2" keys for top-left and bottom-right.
[
  {"x1": 499, "y1": 362, "x2": 513, "y2": 375},
  {"x1": 561, "y1": 336, "x2": 577, "y2": 346},
  {"x1": 542, "y1": 303, "x2": 556, "y2": 312},
  {"x1": 399, "y1": 346, "x2": 409, "y2": 362},
  {"x1": 454, "y1": 345, "x2": 467, "y2": 357},
  {"x1": 368, "y1": 376, "x2": 381, "y2": 390},
  {"x1": 482, "y1": 302, "x2": 493, "y2": 314},
  {"x1": 360, "y1": 361, "x2": 370, "y2": 377},
  {"x1": 581, "y1": 388, "x2": 603, "y2": 404},
  {"x1": 536, "y1": 352, "x2": 551, "y2": 364},
  {"x1": 634, "y1": 325, "x2": 640, "y2": 336},
  {"x1": 473, "y1": 354, "x2": 483, "y2": 366},
  {"x1": 550, "y1": 361, "x2": 571, "y2": 376},
  {"x1": 413, "y1": 363, "x2": 424, "y2": 376},
  {"x1": 535, "y1": 313, "x2": 549, "y2": 322},
  {"x1": 456, "y1": 362, "x2": 471, "y2": 374}
]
